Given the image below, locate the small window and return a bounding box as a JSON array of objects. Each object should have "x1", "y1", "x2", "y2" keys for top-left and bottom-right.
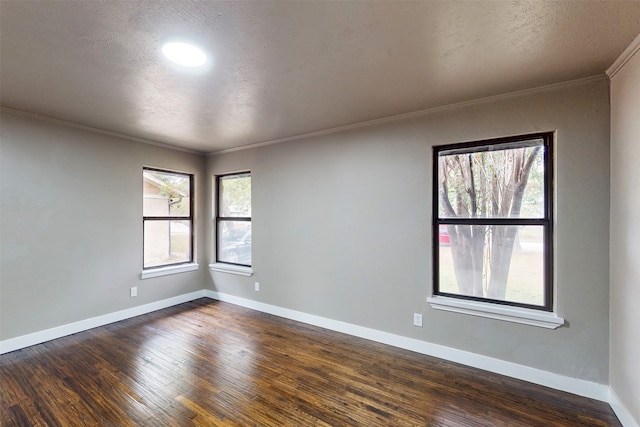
[
  {"x1": 433, "y1": 132, "x2": 553, "y2": 311},
  {"x1": 216, "y1": 172, "x2": 251, "y2": 266},
  {"x1": 143, "y1": 168, "x2": 193, "y2": 269}
]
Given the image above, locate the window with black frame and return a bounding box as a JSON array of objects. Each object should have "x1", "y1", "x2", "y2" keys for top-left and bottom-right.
[
  {"x1": 216, "y1": 172, "x2": 251, "y2": 267},
  {"x1": 433, "y1": 132, "x2": 553, "y2": 311},
  {"x1": 143, "y1": 168, "x2": 194, "y2": 269}
]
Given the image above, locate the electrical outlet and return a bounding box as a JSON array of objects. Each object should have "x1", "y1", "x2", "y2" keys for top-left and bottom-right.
[
  {"x1": 255, "y1": 282, "x2": 260, "y2": 292},
  {"x1": 413, "y1": 313, "x2": 423, "y2": 327},
  {"x1": 130, "y1": 287, "x2": 138, "y2": 298}
]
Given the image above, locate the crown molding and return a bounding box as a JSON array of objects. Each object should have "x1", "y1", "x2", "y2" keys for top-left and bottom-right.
[
  {"x1": 0, "y1": 107, "x2": 202, "y2": 155},
  {"x1": 607, "y1": 33, "x2": 640, "y2": 78},
  {"x1": 208, "y1": 74, "x2": 606, "y2": 156},
  {"x1": 0, "y1": 72, "x2": 607, "y2": 158}
]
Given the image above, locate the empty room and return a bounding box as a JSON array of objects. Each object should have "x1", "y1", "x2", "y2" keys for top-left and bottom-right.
[{"x1": 1, "y1": 1, "x2": 639, "y2": 426}]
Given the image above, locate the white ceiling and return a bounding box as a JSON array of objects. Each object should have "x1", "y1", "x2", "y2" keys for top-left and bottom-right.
[{"x1": 1, "y1": 1, "x2": 639, "y2": 153}]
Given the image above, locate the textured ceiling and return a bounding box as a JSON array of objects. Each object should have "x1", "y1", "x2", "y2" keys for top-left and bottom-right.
[{"x1": 1, "y1": 1, "x2": 639, "y2": 153}]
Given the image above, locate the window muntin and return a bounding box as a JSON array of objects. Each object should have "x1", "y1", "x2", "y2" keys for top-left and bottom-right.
[
  {"x1": 143, "y1": 168, "x2": 194, "y2": 269},
  {"x1": 216, "y1": 172, "x2": 251, "y2": 267},
  {"x1": 433, "y1": 133, "x2": 553, "y2": 311}
]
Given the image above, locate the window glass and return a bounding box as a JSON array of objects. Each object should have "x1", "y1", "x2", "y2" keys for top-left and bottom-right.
[
  {"x1": 143, "y1": 170, "x2": 191, "y2": 217},
  {"x1": 434, "y1": 133, "x2": 552, "y2": 310},
  {"x1": 216, "y1": 172, "x2": 251, "y2": 267},
  {"x1": 144, "y1": 220, "x2": 192, "y2": 268},
  {"x1": 143, "y1": 169, "x2": 193, "y2": 269},
  {"x1": 219, "y1": 173, "x2": 251, "y2": 217},
  {"x1": 217, "y1": 221, "x2": 252, "y2": 265},
  {"x1": 438, "y1": 139, "x2": 544, "y2": 219},
  {"x1": 438, "y1": 225, "x2": 544, "y2": 306}
]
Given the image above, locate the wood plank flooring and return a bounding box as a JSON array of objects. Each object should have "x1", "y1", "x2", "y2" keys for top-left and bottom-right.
[{"x1": 1, "y1": 299, "x2": 620, "y2": 426}]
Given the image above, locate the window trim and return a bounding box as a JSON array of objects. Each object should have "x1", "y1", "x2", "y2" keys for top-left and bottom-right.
[
  {"x1": 215, "y1": 171, "x2": 252, "y2": 267},
  {"x1": 140, "y1": 263, "x2": 199, "y2": 279},
  {"x1": 426, "y1": 295, "x2": 564, "y2": 329},
  {"x1": 209, "y1": 263, "x2": 253, "y2": 276},
  {"x1": 142, "y1": 167, "x2": 195, "y2": 270},
  {"x1": 432, "y1": 132, "x2": 554, "y2": 312}
]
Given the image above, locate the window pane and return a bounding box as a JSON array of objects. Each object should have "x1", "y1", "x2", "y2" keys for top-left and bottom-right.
[
  {"x1": 144, "y1": 220, "x2": 191, "y2": 268},
  {"x1": 143, "y1": 170, "x2": 191, "y2": 217},
  {"x1": 438, "y1": 141, "x2": 544, "y2": 219},
  {"x1": 438, "y1": 225, "x2": 544, "y2": 306},
  {"x1": 218, "y1": 221, "x2": 251, "y2": 265},
  {"x1": 219, "y1": 174, "x2": 251, "y2": 217}
]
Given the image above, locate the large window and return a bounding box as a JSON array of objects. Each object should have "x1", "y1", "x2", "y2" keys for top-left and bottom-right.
[
  {"x1": 216, "y1": 172, "x2": 251, "y2": 266},
  {"x1": 143, "y1": 168, "x2": 193, "y2": 269},
  {"x1": 433, "y1": 132, "x2": 553, "y2": 311}
]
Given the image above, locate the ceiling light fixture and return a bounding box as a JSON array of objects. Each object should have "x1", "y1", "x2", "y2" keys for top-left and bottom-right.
[{"x1": 162, "y1": 42, "x2": 207, "y2": 67}]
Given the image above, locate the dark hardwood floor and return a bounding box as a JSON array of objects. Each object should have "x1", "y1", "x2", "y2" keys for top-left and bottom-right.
[{"x1": 1, "y1": 298, "x2": 620, "y2": 426}]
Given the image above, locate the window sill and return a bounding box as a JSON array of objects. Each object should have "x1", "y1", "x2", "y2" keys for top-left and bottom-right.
[
  {"x1": 209, "y1": 263, "x2": 253, "y2": 277},
  {"x1": 426, "y1": 296, "x2": 564, "y2": 329},
  {"x1": 140, "y1": 263, "x2": 199, "y2": 280}
]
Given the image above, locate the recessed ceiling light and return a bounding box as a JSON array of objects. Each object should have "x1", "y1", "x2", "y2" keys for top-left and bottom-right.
[{"x1": 162, "y1": 42, "x2": 207, "y2": 67}]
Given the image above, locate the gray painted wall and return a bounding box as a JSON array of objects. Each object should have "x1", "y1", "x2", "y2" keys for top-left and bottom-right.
[
  {"x1": 207, "y1": 78, "x2": 611, "y2": 384},
  {"x1": 0, "y1": 113, "x2": 206, "y2": 340},
  {"x1": 610, "y1": 47, "x2": 640, "y2": 421},
  {"x1": 0, "y1": 77, "x2": 613, "y2": 386}
]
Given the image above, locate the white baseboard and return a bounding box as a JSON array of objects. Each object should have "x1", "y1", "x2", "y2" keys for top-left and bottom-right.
[
  {"x1": 0, "y1": 290, "x2": 207, "y2": 354},
  {"x1": 610, "y1": 388, "x2": 640, "y2": 427},
  {"x1": 3, "y1": 289, "x2": 631, "y2": 421},
  {"x1": 205, "y1": 290, "x2": 609, "y2": 403}
]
